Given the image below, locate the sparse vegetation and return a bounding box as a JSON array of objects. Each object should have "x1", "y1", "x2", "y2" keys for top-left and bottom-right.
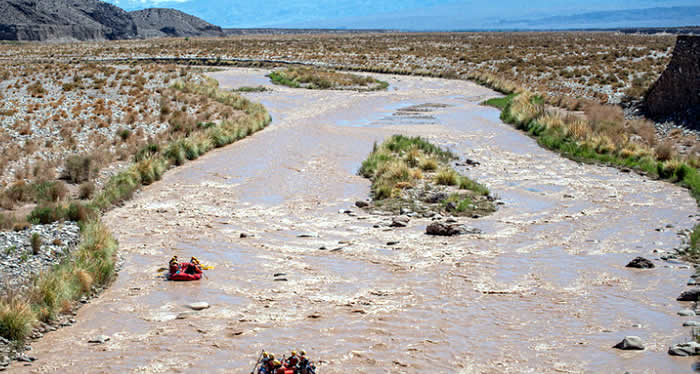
[
  {"x1": 30, "y1": 232, "x2": 41, "y2": 255},
  {"x1": 232, "y1": 86, "x2": 269, "y2": 92},
  {"x1": 64, "y1": 155, "x2": 99, "y2": 184}
]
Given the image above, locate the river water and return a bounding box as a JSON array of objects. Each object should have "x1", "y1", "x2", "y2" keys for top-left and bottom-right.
[{"x1": 16, "y1": 69, "x2": 700, "y2": 373}]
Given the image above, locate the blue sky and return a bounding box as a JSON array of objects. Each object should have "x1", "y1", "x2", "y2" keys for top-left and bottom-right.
[{"x1": 108, "y1": 0, "x2": 700, "y2": 29}]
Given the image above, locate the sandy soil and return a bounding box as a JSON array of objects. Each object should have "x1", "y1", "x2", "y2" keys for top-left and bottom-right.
[{"x1": 13, "y1": 69, "x2": 699, "y2": 374}]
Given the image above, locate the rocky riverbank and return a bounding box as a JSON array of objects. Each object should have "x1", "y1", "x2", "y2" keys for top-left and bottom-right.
[{"x1": 0, "y1": 222, "x2": 81, "y2": 295}]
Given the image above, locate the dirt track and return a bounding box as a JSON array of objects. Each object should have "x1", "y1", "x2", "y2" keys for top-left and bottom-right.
[{"x1": 15, "y1": 69, "x2": 699, "y2": 373}]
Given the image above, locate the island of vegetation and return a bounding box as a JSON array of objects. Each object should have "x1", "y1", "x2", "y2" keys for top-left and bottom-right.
[
  {"x1": 358, "y1": 135, "x2": 496, "y2": 217},
  {"x1": 268, "y1": 66, "x2": 389, "y2": 91}
]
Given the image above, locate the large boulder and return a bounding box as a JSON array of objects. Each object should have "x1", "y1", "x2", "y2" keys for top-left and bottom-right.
[
  {"x1": 613, "y1": 336, "x2": 645, "y2": 350},
  {"x1": 625, "y1": 257, "x2": 655, "y2": 269}
]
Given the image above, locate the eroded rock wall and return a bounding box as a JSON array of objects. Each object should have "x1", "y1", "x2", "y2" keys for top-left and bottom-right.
[{"x1": 645, "y1": 36, "x2": 700, "y2": 118}]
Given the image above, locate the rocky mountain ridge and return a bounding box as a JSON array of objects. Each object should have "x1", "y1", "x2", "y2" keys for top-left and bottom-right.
[{"x1": 0, "y1": 0, "x2": 223, "y2": 41}]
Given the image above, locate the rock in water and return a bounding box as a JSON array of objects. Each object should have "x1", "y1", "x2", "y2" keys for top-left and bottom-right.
[
  {"x1": 669, "y1": 342, "x2": 700, "y2": 356},
  {"x1": 678, "y1": 309, "x2": 696, "y2": 316},
  {"x1": 677, "y1": 289, "x2": 700, "y2": 301},
  {"x1": 88, "y1": 335, "x2": 110, "y2": 344},
  {"x1": 390, "y1": 217, "x2": 409, "y2": 228},
  {"x1": 188, "y1": 302, "x2": 210, "y2": 310},
  {"x1": 355, "y1": 201, "x2": 369, "y2": 208},
  {"x1": 426, "y1": 222, "x2": 465, "y2": 236},
  {"x1": 626, "y1": 257, "x2": 655, "y2": 269},
  {"x1": 613, "y1": 336, "x2": 645, "y2": 350}
]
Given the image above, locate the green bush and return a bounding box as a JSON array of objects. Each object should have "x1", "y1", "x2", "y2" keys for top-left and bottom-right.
[{"x1": 28, "y1": 204, "x2": 67, "y2": 225}]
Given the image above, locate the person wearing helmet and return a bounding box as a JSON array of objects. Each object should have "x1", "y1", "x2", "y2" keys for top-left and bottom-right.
[
  {"x1": 264, "y1": 354, "x2": 276, "y2": 373},
  {"x1": 168, "y1": 256, "x2": 181, "y2": 277},
  {"x1": 286, "y1": 350, "x2": 299, "y2": 368},
  {"x1": 272, "y1": 359, "x2": 286, "y2": 374},
  {"x1": 298, "y1": 351, "x2": 315, "y2": 374},
  {"x1": 258, "y1": 352, "x2": 270, "y2": 374},
  {"x1": 183, "y1": 256, "x2": 203, "y2": 275}
]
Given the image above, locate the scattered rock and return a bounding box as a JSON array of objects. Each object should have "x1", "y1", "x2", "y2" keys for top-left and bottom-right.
[
  {"x1": 15, "y1": 355, "x2": 35, "y2": 362},
  {"x1": 465, "y1": 158, "x2": 480, "y2": 166},
  {"x1": 297, "y1": 233, "x2": 318, "y2": 238},
  {"x1": 678, "y1": 309, "x2": 696, "y2": 316},
  {"x1": 390, "y1": 217, "x2": 409, "y2": 228},
  {"x1": 426, "y1": 222, "x2": 464, "y2": 236},
  {"x1": 625, "y1": 257, "x2": 655, "y2": 269},
  {"x1": 274, "y1": 278, "x2": 288, "y2": 282},
  {"x1": 187, "y1": 302, "x2": 210, "y2": 311},
  {"x1": 88, "y1": 335, "x2": 110, "y2": 344},
  {"x1": 273, "y1": 273, "x2": 286, "y2": 277},
  {"x1": 239, "y1": 233, "x2": 249, "y2": 238},
  {"x1": 613, "y1": 336, "x2": 645, "y2": 350},
  {"x1": 386, "y1": 241, "x2": 399, "y2": 246},
  {"x1": 176, "y1": 312, "x2": 195, "y2": 319},
  {"x1": 307, "y1": 313, "x2": 321, "y2": 319},
  {"x1": 669, "y1": 341, "x2": 700, "y2": 356},
  {"x1": 677, "y1": 289, "x2": 700, "y2": 301},
  {"x1": 425, "y1": 192, "x2": 448, "y2": 204},
  {"x1": 355, "y1": 201, "x2": 369, "y2": 208}
]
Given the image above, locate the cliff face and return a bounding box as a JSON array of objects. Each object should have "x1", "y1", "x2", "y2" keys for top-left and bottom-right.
[
  {"x1": 130, "y1": 8, "x2": 224, "y2": 38},
  {"x1": 645, "y1": 36, "x2": 700, "y2": 118},
  {"x1": 0, "y1": 0, "x2": 138, "y2": 41},
  {"x1": 0, "y1": 0, "x2": 224, "y2": 41}
]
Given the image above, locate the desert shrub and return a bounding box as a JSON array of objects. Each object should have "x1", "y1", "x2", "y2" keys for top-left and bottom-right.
[
  {"x1": 117, "y1": 128, "x2": 132, "y2": 141},
  {"x1": 419, "y1": 158, "x2": 438, "y2": 171},
  {"x1": 0, "y1": 298, "x2": 34, "y2": 341},
  {"x1": 33, "y1": 181, "x2": 68, "y2": 202},
  {"x1": 507, "y1": 92, "x2": 544, "y2": 126},
  {"x1": 135, "y1": 144, "x2": 160, "y2": 162},
  {"x1": 654, "y1": 142, "x2": 674, "y2": 162},
  {"x1": 28, "y1": 203, "x2": 67, "y2": 224},
  {"x1": 31, "y1": 232, "x2": 41, "y2": 255},
  {"x1": 76, "y1": 270, "x2": 93, "y2": 293},
  {"x1": 458, "y1": 177, "x2": 490, "y2": 195},
  {"x1": 67, "y1": 202, "x2": 92, "y2": 222},
  {"x1": 5, "y1": 181, "x2": 33, "y2": 203},
  {"x1": 165, "y1": 141, "x2": 186, "y2": 166},
  {"x1": 435, "y1": 168, "x2": 458, "y2": 186},
  {"x1": 627, "y1": 119, "x2": 657, "y2": 146},
  {"x1": 79, "y1": 182, "x2": 95, "y2": 199},
  {"x1": 64, "y1": 155, "x2": 99, "y2": 183}
]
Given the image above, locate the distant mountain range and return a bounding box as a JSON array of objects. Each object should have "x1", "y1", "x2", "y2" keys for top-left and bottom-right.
[
  {"x1": 0, "y1": 0, "x2": 223, "y2": 41},
  {"x1": 498, "y1": 6, "x2": 700, "y2": 30}
]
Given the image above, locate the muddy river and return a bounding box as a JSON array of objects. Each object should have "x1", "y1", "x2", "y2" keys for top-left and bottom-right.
[{"x1": 16, "y1": 69, "x2": 700, "y2": 373}]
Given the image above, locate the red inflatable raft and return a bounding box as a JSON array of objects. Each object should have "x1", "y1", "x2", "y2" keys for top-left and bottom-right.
[{"x1": 168, "y1": 262, "x2": 202, "y2": 281}]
